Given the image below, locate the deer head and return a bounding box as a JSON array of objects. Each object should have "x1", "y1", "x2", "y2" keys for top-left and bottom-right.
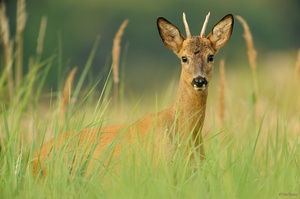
[{"x1": 157, "y1": 13, "x2": 234, "y2": 91}]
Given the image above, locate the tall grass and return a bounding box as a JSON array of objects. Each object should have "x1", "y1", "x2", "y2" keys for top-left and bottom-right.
[
  {"x1": 236, "y1": 15, "x2": 259, "y2": 123},
  {"x1": 295, "y1": 49, "x2": 300, "y2": 80},
  {"x1": 15, "y1": 0, "x2": 27, "y2": 88},
  {"x1": 218, "y1": 59, "x2": 225, "y2": 127},
  {"x1": 0, "y1": 1, "x2": 299, "y2": 199},
  {"x1": 112, "y1": 19, "x2": 129, "y2": 111},
  {"x1": 0, "y1": 2, "x2": 14, "y2": 102},
  {"x1": 60, "y1": 67, "x2": 78, "y2": 119}
]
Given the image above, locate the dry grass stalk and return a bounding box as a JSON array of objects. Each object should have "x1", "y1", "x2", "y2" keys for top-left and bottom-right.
[
  {"x1": 112, "y1": 19, "x2": 129, "y2": 109},
  {"x1": 36, "y1": 16, "x2": 47, "y2": 56},
  {"x1": 295, "y1": 49, "x2": 300, "y2": 80},
  {"x1": 218, "y1": 59, "x2": 225, "y2": 126},
  {"x1": 60, "y1": 67, "x2": 78, "y2": 117},
  {"x1": 236, "y1": 16, "x2": 257, "y2": 71},
  {"x1": 16, "y1": 0, "x2": 27, "y2": 33},
  {"x1": 0, "y1": 2, "x2": 14, "y2": 101},
  {"x1": 236, "y1": 15, "x2": 258, "y2": 116},
  {"x1": 15, "y1": 0, "x2": 28, "y2": 88}
]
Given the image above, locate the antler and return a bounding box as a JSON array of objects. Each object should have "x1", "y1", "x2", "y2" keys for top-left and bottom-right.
[
  {"x1": 182, "y1": 12, "x2": 191, "y2": 38},
  {"x1": 200, "y1": 12, "x2": 210, "y2": 38}
]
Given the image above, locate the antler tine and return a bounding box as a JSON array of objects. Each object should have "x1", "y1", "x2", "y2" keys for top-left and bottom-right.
[
  {"x1": 183, "y1": 12, "x2": 191, "y2": 38},
  {"x1": 200, "y1": 12, "x2": 210, "y2": 38}
]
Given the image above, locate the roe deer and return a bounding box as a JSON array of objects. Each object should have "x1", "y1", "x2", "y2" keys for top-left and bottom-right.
[{"x1": 33, "y1": 12, "x2": 234, "y2": 176}]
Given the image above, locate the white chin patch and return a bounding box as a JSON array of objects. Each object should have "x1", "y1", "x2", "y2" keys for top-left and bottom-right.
[{"x1": 193, "y1": 84, "x2": 206, "y2": 91}]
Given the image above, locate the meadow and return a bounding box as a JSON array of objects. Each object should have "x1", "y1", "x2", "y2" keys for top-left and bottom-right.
[{"x1": 0, "y1": 1, "x2": 299, "y2": 198}]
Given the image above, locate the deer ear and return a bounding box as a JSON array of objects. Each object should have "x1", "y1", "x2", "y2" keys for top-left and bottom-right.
[
  {"x1": 157, "y1": 17, "x2": 184, "y2": 53},
  {"x1": 207, "y1": 14, "x2": 234, "y2": 51}
]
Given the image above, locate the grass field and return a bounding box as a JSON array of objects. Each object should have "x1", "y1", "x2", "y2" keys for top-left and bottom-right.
[{"x1": 0, "y1": 1, "x2": 299, "y2": 199}]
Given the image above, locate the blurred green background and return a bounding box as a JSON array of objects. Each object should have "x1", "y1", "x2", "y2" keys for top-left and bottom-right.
[{"x1": 5, "y1": 0, "x2": 300, "y2": 93}]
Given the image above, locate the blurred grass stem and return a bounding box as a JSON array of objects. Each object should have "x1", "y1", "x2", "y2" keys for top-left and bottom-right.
[
  {"x1": 0, "y1": 2, "x2": 14, "y2": 101},
  {"x1": 218, "y1": 59, "x2": 225, "y2": 126},
  {"x1": 15, "y1": 0, "x2": 27, "y2": 88},
  {"x1": 236, "y1": 15, "x2": 258, "y2": 121},
  {"x1": 295, "y1": 49, "x2": 300, "y2": 80},
  {"x1": 112, "y1": 19, "x2": 129, "y2": 111}
]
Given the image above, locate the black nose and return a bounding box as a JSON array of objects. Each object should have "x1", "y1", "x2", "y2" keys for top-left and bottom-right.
[{"x1": 192, "y1": 76, "x2": 208, "y2": 90}]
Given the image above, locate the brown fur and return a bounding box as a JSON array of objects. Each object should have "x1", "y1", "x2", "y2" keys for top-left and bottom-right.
[{"x1": 32, "y1": 13, "x2": 234, "y2": 176}]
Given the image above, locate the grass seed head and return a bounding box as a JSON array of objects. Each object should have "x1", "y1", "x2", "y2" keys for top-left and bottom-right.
[
  {"x1": 218, "y1": 59, "x2": 225, "y2": 126},
  {"x1": 295, "y1": 49, "x2": 300, "y2": 80}
]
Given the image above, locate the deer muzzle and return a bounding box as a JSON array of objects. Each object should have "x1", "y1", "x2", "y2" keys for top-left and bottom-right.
[{"x1": 192, "y1": 76, "x2": 208, "y2": 91}]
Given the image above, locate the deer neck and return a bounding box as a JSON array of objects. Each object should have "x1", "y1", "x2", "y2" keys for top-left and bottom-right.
[{"x1": 173, "y1": 74, "x2": 208, "y2": 134}]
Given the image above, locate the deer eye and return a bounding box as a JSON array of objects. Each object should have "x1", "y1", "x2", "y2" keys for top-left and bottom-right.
[
  {"x1": 207, "y1": 55, "x2": 214, "y2": 62},
  {"x1": 181, "y1": 56, "x2": 188, "y2": 63}
]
